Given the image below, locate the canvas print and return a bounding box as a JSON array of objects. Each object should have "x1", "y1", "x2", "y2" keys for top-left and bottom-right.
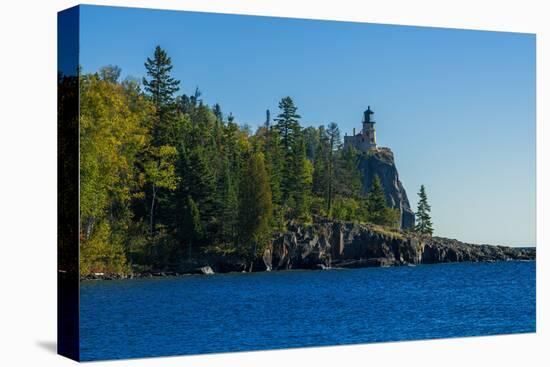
[{"x1": 57, "y1": 5, "x2": 536, "y2": 362}]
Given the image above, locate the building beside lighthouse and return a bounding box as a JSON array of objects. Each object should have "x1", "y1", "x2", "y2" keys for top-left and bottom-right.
[{"x1": 344, "y1": 106, "x2": 377, "y2": 153}]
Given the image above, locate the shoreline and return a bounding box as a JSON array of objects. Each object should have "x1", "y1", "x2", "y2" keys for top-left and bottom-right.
[
  {"x1": 79, "y1": 257, "x2": 536, "y2": 281},
  {"x1": 78, "y1": 221, "x2": 536, "y2": 282}
]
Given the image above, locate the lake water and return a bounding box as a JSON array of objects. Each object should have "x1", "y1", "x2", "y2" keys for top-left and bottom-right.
[{"x1": 80, "y1": 261, "x2": 536, "y2": 361}]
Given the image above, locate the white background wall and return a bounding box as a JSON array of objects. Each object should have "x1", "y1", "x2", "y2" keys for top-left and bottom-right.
[{"x1": 0, "y1": 0, "x2": 548, "y2": 366}]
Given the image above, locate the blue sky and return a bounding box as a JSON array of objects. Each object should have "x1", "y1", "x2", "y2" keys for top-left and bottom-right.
[{"x1": 79, "y1": 5, "x2": 536, "y2": 246}]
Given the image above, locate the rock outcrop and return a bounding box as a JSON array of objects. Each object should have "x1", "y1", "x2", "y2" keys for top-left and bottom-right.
[
  {"x1": 357, "y1": 148, "x2": 415, "y2": 229},
  {"x1": 261, "y1": 220, "x2": 535, "y2": 271},
  {"x1": 86, "y1": 220, "x2": 535, "y2": 280}
]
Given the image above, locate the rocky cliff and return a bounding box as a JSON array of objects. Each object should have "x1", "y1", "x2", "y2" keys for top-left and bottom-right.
[
  {"x1": 357, "y1": 148, "x2": 415, "y2": 229},
  {"x1": 260, "y1": 220, "x2": 535, "y2": 272},
  {"x1": 90, "y1": 219, "x2": 535, "y2": 279}
]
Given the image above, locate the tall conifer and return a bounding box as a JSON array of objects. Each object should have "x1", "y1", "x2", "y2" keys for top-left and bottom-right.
[{"x1": 415, "y1": 185, "x2": 433, "y2": 236}]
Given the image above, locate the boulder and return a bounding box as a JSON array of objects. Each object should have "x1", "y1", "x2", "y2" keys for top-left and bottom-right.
[{"x1": 198, "y1": 266, "x2": 214, "y2": 275}]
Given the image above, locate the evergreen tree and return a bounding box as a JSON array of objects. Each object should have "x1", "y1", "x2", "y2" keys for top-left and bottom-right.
[
  {"x1": 274, "y1": 96, "x2": 301, "y2": 153},
  {"x1": 182, "y1": 197, "x2": 203, "y2": 259},
  {"x1": 237, "y1": 152, "x2": 273, "y2": 270},
  {"x1": 143, "y1": 46, "x2": 180, "y2": 145},
  {"x1": 263, "y1": 126, "x2": 284, "y2": 229},
  {"x1": 290, "y1": 135, "x2": 313, "y2": 220},
  {"x1": 227, "y1": 112, "x2": 235, "y2": 124},
  {"x1": 334, "y1": 145, "x2": 363, "y2": 199},
  {"x1": 143, "y1": 45, "x2": 180, "y2": 113},
  {"x1": 326, "y1": 122, "x2": 341, "y2": 213},
  {"x1": 415, "y1": 185, "x2": 433, "y2": 236},
  {"x1": 265, "y1": 109, "x2": 271, "y2": 129},
  {"x1": 215, "y1": 158, "x2": 238, "y2": 241},
  {"x1": 365, "y1": 175, "x2": 399, "y2": 227},
  {"x1": 274, "y1": 96, "x2": 302, "y2": 202},
  {"x1": 179, "y1": 146, "x2": 217, "y2": 227},
  {"x1": 312, "y1": 125, "x2": 329, "y2": 201},
  {"x1": 212, "y1": 103, "x2": 223, "y2": 123},
  {"x1": 303, "y1": 126, "x2": 320, "y2": 161}
]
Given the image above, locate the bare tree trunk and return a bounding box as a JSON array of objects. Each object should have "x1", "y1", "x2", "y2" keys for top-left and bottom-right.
[{"x1": 85, "y1": 218, "x2": 95, "y2": 240}]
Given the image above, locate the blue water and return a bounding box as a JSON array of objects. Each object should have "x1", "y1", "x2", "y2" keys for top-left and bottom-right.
[{"x1": 80, "y1": 261, "x2": 536, "y2": 361}]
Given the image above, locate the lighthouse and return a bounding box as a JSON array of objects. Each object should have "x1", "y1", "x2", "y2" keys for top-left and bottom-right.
[{"x1": 344, "y1": 106, "x2": 377, "y2": 153}]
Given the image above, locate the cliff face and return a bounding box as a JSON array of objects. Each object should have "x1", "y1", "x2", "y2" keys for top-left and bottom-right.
[
  {"x1": 357, "y1": 148, "x2": 415, "y2": 229},
  {"x1": 261, "y1": 221, "x2": 535, "y2": 272},
  {"x1": 93, "y1": 220, "x2": 535, "y2": 278}
]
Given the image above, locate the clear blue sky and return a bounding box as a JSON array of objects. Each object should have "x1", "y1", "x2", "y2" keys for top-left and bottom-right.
[{"x1": 79, "y1": 5, "x2": 536, "y2": 247}]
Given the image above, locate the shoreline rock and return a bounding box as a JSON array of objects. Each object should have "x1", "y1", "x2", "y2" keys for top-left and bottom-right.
[{"x1": 80, "y1": 220, "x2": 535, "y2": 281}]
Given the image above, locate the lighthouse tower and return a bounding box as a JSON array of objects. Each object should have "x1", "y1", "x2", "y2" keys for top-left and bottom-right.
[
  {"x1": 362, "y1": 106, "x2": 376, "y2": 147},
  {"x1": 343, "y1": 106, "x2": 377, "y2": 153}
]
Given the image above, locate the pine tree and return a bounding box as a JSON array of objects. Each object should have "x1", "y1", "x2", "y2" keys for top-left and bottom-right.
[
  {"x1": 312, "y1": 125, "x2": 329, "y2": 201},
  {"x1": 365, "y1": 175, "x2": 399, "y2": 227},
  {"x1": 179, "y1": 147, "x2": 217, "y2": 226},
  {"x1": 290, "y1": 135, "x2": 313, "y2": 220},
  {"x1": 274, "y1": 96, "x2": 302, "y2": 202},
  {"x1": 365, "y1": 176, "x2": 387, "y2": 214},
  {"x1": 237, "y1": 152, "x2": 273, "y2": 270},
  {"x1": 143, "y1": 46, "x2": 180, "y2": 145},
  {"x1": 212, "y1": 103, "x2": 223, "y2": 124},
  {"x1": 265, "y1": 109, "x2": 271, "y2": 129},
  {"x1": 303, "y1": 126, "x2": 320, "y2": 161},
  {"x1": 215, "y1": 158, "x2": 238, "y2": 241},
  {"x1": 415, "y1": 185, "x2": 433, "y2": 236},
  {"x1": 325, "y1": 122, "x2": 341, "y2": 213},
  {"x1": 274, "y1": 97, "x2": 301, "y2": 153},
  {"x1": 143, "y1": 46, "x2": 180, "y2": 113},
  {"x1": 334, "y1": 145, "x2": 363, "y2": 199},
  {"x1": 263, "y1": 126, "x2": 284, "y2": 229},
  {"x1": 182, "y1": 197, "x2": 203, "y2": 259}
]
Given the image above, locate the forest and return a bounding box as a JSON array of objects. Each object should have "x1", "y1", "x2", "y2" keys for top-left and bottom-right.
[{"x1": 73, "y1": 46, "x2": 417, "y2": 276}]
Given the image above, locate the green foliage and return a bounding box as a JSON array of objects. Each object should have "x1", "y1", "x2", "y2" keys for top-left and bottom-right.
[
  {"x1": 274, "y1": 97, "x2": 304, "y2": 204},
  {"x1": 289, "y1": 135, "x2": 313, "y2": 221},
  {"x1": 325, "y1": 122, "x2": 341, "y2": 212},
  {"x1": 237, "y1": 153, "x2": 273, "y2": 266},
  {"x1": 415, "y1": 185, "x2": 434, "y2": 236},
  {"x1": 182, "y1": 197, "x2": 204, "y2": 259},
  {"x1": 78, "y1": 47, "x2": 410, "y2": 276},
  {"x1": 214, "y1": 158, "x2": 239, "y2": 240},
  {"x1": 80, "y1": 221, "x2": 129, "y2": 276},
  {"x1": 144, "y1": 146, "x2": 179, "y2": 191},
  {"x1": 331, "y1": 197, "x2": 362, "y2": 222},
  {"x1": 143, "y1": 145, "x2": 179, "y2": 235},
  {"x1": 274, "y1": 96, "x2": 301, "y2": 153},
  {"x1": 79, "y1": 72, "x2": 152, "y2": 275},
  {"x1": 143, "y1": 45, "x2": 181, "y2": 146},
  {"x1": 312, "y1": 125, "x2": 329, "y2": 202},
  {"x1": 143, "y1": 45, "x2": 180, "y2": 112},
  {"x1": 334, "y1": 145, "x2": 363, "y2": 199},
  {"x1": 179, "y1": 146, "x2": 216, "y2": 222},
  {"x1": 365, "y1": 175, "x2": 400, "y2": 227}
]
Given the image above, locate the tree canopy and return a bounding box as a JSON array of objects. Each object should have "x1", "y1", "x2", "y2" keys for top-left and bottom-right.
[
  {"x1": 78, "y1": 46, "x2": 407, "y2": 276},
  {"x1": 415, "y1": 185, "x2": 433, "y2": 236}
]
